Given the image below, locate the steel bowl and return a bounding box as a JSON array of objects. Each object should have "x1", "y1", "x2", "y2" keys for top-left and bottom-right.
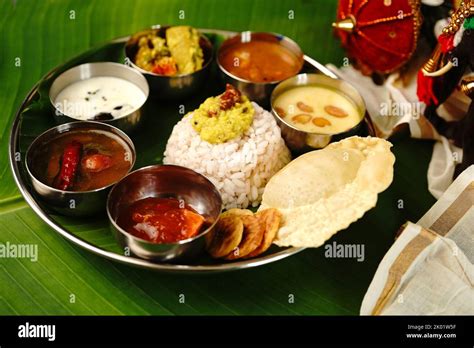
[
  {"x1": 25, "y1": 121, "x2": 136, "y2": 217},
  {"x1": 49, "y1": 62, "x2": 149, "y2": 134},
  {"x1": 106, "y1": 165, "x2": 222, "y2": 262},
  {"x1": 217, "y1": 31, "x2": 304, "y2": 106},
  {"x1": 124, "y1": 26, "x2": 214, "y2": 100},
  {"x1": 270, "y1": 73, "x2": 367, "y2": 153}
]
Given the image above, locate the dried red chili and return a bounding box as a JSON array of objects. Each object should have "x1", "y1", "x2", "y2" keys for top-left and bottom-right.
[
  {"x1": 219, "y1": 84, "x2": 242, "y2": 110},
  {"x1": 53, "y1": 140, "x2": 82, "y2": 190}
]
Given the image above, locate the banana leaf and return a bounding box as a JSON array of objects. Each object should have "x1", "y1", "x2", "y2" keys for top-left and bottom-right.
[{"x1": 0, "y1": 0, "x2": 436, "y2": 315}]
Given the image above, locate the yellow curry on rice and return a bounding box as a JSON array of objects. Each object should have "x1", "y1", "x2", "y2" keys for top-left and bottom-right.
[{"x1": 191, "y1": 84, "x2": 254, "y2": 144}]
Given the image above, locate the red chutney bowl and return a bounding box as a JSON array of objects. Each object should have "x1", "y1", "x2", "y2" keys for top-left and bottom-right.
[{"x1": 106, "y1": 165, "x2": 222, "y2": 262}]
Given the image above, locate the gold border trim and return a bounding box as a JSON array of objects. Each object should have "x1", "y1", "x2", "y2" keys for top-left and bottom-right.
[{"x1": 371, "y1": 181, "x2": 474, "y2": 315}]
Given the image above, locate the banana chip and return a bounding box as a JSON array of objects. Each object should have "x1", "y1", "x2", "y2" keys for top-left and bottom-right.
[
  {"x1": 246, "y1": 208, "x2": 282, "y2": 258},
  {"x1": 222, "y1": 208, "x2": 253, "y2": 218},
  {"x1": 205, "y1": 216, "x2": 243, "y2": 258},
  {"x1": 206, "y1": 208, "x2": 282, "y2": 260},
  {"x1": 225, "y1": 214, "x2": 264, "y2": 260}
]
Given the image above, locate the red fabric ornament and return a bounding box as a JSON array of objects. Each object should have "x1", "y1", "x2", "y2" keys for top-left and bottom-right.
[
  {"x1": 334, "y1": 0, "x2": 421, "y2": 74},
  {"x1": 438, "y1": 33, "x2": 455, "y2": 53},
  {"x1": 417, "y1": 70, "x2": 439, "y2": 106},
  {"x1": 416, "y1": 32, "x2": 455, "y2": 106}
]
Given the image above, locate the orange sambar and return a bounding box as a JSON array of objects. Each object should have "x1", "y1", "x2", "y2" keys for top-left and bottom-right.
[{"x1": 219, "y1": 40, "x2": 301, "y2": 83}]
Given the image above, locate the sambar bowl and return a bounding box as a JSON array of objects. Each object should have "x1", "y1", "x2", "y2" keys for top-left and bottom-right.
[
  {"x1": 106, "y1": 165, "x2": 222, "y2": 262},
  {"x1": 25, "y1": 121, "x2": 136, "y2": 217},
  {"x1": 217, "y1": 31, "x2": 304, "y2": 106}
]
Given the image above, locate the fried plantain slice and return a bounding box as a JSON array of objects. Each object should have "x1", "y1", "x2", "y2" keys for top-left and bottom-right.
[
  {"x1": 225, "y1": 214, "x2": 264, "y2": 260},
  {"x1": 221, "y1": 208, "x2": 253, "y2": 218},
  {"x1": 205, "y1": 215, "x2": 244, "y2": 258},
  {"x1": 245, "y1": 208, "x2": 282, "y2": 258}
]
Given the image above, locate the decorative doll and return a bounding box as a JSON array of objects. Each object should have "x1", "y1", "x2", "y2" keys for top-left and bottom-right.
[{"x1": 418, "y1": 0, "x2": 474, "y2": 177}]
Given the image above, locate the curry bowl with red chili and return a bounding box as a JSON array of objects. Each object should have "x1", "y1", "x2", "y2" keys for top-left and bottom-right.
[{"x1": 25, "y1": 121, "x2": 136, "y2": 216}]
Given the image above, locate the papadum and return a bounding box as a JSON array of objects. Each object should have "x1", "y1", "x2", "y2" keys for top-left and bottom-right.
[{"x1": 260, "y1": 136, "x2": 395, "y2": 248}]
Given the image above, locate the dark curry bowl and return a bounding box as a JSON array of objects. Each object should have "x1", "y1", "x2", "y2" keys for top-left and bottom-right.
[
  {"x1": 49, "y1": 62, "x2": 149, "y2": 134},
  {"x1": 270, "y1": 73, "x2": 367, "y2": 154},
  {"x1": 25, "y1": 121, "x2": 136, "y2": 217},
  {"x1": 217, "y1": 31, "x2": 304, "y2": 106},
  {"x1": 124, "y1": 25, "x2": 214, "y2": 100},
  {"x1": 106, "y1": 165, "x2": 222, "y2": 262}
]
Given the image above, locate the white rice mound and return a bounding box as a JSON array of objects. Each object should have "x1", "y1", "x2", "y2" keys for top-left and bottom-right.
[{"x1": 163, "y1": 102, "x2": 291, "y2": 209}]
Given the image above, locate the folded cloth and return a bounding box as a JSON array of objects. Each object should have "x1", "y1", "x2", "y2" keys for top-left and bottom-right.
[
  {"x1": 360, "y1": 165, "x2": 474, "y2": 315},
  {"x1": 326, "y1": 64, "x2": 465, "y2": 199},
  {"x1": 428, "y1": 138, "x2": 463, "y2": 198}
]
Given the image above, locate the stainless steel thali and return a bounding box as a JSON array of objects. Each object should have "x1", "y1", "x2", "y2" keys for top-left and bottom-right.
[{"x1": 9, "y1": 28, "x2": 344, "y2": 273}]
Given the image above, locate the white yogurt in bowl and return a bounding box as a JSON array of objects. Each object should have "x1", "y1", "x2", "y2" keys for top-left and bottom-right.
[
  {"x1": 49, "y1": 62, "x2": 149, "y2": 133},
  {"x1": 54, "y1": 76, "x2": 147, "y2": 121}
]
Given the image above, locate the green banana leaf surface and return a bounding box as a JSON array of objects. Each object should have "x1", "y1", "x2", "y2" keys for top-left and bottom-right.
[{"x1": 0, "y1": 0, "x2": 436, "y2": 315}]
